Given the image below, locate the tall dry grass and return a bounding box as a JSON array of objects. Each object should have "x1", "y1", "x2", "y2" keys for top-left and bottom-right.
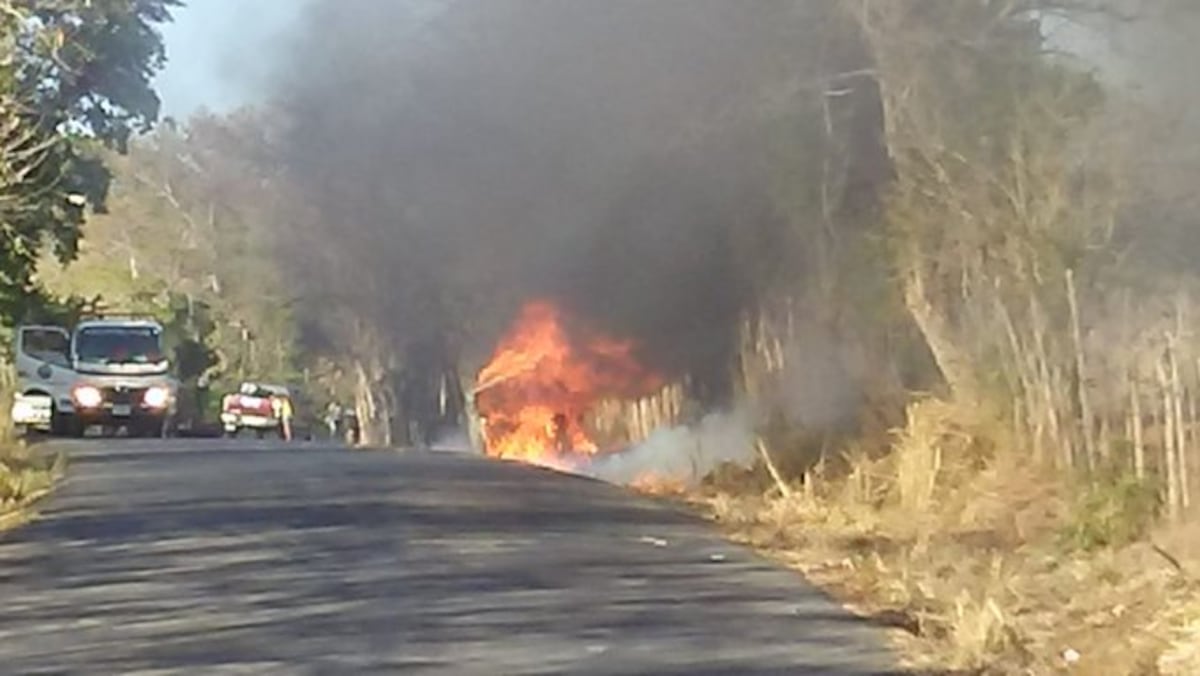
[{"x1": 699, "y1": 393, "x2": 1200, "y2": 674}]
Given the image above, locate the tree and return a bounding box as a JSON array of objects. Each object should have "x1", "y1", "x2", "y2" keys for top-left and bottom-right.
[{"x1": 0, "y1": 0, "x2": 178, "y2": 326}]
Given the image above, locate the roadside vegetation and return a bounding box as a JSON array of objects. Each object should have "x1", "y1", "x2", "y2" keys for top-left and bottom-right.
[
  {"x1": 688, "y1": 4, "x2": 1200, "y2": 672},
  {"x1": 695, "y1": 410, "x2": 1200, "y2": 674},
  {"x1": 695, "y1": 3, "x2": 1200, "y2": 671},
  {"x1": 0, "y1": 446, "x2": 64, "y2": 531}
]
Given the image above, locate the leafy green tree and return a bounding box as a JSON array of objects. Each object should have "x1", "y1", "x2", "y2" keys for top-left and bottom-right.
[{"x1": 0, "y1": 0, "x2": 178, "y2": 326}]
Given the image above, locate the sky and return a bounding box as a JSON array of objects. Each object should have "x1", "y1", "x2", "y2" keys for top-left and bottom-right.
[
  {"x1": 149, "y1": 2, "x2": 1170, "y2": 123},
  {"x1": 154, "y1": 0, "x2": 306, "y2": 119}
]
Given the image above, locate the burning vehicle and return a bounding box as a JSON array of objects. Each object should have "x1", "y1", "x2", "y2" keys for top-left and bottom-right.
[{"x1": 473, "y1": 300, "x2": 682, "y2": 470}]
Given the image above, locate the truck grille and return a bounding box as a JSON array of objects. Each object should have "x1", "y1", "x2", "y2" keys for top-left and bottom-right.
[{"x1": 102, "y1": 386, "x2": 148, "y2": 405}]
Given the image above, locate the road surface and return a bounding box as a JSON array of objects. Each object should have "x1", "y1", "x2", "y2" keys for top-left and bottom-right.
[{"x1": 0, "y1": 440, "x2": 898, "y2": 674}]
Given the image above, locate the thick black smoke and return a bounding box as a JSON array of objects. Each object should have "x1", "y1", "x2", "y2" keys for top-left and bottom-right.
[{"x1": 270, "y1": 1, "x2": 862, "y2": 402}]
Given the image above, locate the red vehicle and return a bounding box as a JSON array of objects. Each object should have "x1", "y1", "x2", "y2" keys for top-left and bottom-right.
[{"x1": 220, "y1": 382, "x2": 293, "y2": 439}]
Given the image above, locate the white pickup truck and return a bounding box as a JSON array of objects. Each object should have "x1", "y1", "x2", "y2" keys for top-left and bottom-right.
[{"x1": 10, "y1": 316, "x2": 179, "y2": 438}]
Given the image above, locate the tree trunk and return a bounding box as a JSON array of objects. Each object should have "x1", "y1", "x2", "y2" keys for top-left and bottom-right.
[
  {"x1": 1168, "y1": 337, "x2": 1187, "y2": 509},
  {"x1": 1130, "y1": 372, "x2": 1145, "y2": 480},
  {"x1": 458, "y1": 368, "x2": 486, "y2": 455},
  {"x1": 1066, "y1": 269, "x2": 1097, "y2": 471},
  {"x1": 1157, "y1": 359, "x2": 1180, "y2": 520},
  {"x1": 903, "y1": 267, "x2": 978, "y2": 403},
  {"x1": 354, "y1": 360, "x2": 380, "y2": 447}
]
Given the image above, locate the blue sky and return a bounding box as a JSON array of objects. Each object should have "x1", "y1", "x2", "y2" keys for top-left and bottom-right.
[{"x1": 154, "y1": 0, "x2": 306, "y2": 119}]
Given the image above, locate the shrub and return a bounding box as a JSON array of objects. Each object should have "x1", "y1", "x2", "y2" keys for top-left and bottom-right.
[{"x1": 1061, "y1": 473, "x2": 1161, "y2": 551}]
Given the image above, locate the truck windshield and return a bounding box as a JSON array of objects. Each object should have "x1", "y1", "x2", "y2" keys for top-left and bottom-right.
[{"x1": 75, "y1": 327, "x2": 164, "y2": 366}]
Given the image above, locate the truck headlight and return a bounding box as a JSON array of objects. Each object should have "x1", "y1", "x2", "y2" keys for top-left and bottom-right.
[
  {"x1": 143, "y1": 386, "x2": 170, "y2": 409},
  {"x1": 73, "y1": 385, "x2": 103, "y2": 409}
]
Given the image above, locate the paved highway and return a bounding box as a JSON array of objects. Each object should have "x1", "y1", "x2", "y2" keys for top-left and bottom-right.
[{"x1": 0, "y1": 440, "x2": 898, "y2": 674}]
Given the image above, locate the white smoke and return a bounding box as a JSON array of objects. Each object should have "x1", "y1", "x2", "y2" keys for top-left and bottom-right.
[
  {"x1": 576, "y1": 408, "x2": 755, "y2": 487},
  {"x1": 429, "y1": 426, "x2": 474, "y2": 453}
]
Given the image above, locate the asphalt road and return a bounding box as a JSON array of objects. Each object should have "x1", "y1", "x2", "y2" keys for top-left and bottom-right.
[{"x1": 0, "y1": 440, "x2": 898, "y2": 675}]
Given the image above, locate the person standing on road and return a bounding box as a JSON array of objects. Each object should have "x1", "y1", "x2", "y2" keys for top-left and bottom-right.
[
  {"x1": 272, "y1": 395, "x2": 295, "y2": 441},
  {"x1": 280, "y1": 396, "x2": 294, "y2": 441}
]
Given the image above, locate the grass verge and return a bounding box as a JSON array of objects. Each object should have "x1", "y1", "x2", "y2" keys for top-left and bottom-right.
[
  {"x1": 693, "y1": 486, "x2": 1200, "y2": 675},
  {"x1": 656, "y1": 398, "x2": 1200, "y2": 675}
]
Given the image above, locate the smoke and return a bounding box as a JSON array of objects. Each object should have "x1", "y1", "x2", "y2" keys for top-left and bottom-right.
[
  {"x1": 1059, "y1": 2, "x2": 1200, "y2": 276},
  {"x1": 583, "y1": 409, "x2": 755, "y2": 487},
  {"x1": 428, "y1": 426, "x2": 474, "y2": 454},
  {"x1": 267, "y1": 1, "x2": 858, "y2": 397}
]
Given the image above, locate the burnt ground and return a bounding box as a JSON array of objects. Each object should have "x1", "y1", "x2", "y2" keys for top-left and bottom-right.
[{"x1": 0, "y1": 440, "x2": 898, "y2": 674}]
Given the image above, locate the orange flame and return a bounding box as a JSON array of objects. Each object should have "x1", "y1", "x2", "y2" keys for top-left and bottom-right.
[{"x1": 475, "y1": 300, "x2": 661, "y2": 464}]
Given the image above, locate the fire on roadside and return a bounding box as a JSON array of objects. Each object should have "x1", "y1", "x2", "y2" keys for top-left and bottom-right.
[{"x1": 474, "y1": 300, "x2": 662, "y2": 465}]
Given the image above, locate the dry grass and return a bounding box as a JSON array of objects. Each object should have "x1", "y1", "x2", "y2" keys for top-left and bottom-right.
[
  {"x1": 686, "y1": 397, "x2": 1200, "y2": 675},
  {"x1": 0, "y1": 441, "x2": 64, "y2": 530}
]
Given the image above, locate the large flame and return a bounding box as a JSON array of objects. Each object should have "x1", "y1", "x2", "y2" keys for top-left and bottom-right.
[{"x1": 475, "y1": 300, "x2": 662, "y2": 465}]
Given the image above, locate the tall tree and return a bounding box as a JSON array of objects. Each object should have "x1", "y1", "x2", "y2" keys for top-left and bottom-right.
[{"x1": 0, "y1": 0, "x2": 178, "y2": 325}]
